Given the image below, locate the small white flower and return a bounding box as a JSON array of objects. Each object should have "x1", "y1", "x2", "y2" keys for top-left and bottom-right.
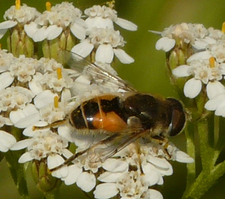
[
  {"x1": 154, "y1": 23, "x2": 221, "y2": 52},
  {"x1": 0, "y1": 3, "x2": 40, "y2": 39},
  {"x1": 0, "y1": 130, "x2": 16, "y2": 152},
  {"x1": 0, "y1": 86, "x2": 34, "y2": 112},
  {"x1": 11, "y1": 128, "x2": 70, "y2": 170},
  {"x1": 84, "y1": 5, "x2": 137, "y2": 31},
  {"x1": 10, "y1": 104, "x2": 40, "y2": 128},
  {"x1": 72, "y1": 27, "x2": 134, "y2": 64},
  {"x1": 172, "y1": 57, "x2": 225, "y2": 99},
  {"x1": 26, "y1": 2, "x2": 86, "y2": 42}
]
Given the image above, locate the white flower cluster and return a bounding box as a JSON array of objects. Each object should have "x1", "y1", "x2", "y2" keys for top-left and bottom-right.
[
  {"x1": 155, "y1": 23, "x2": 225, "y2": 116},
  {"x1": 0, "y1": 3, "x2": 40, "y2": 39},
  {"x1": 155, "y1": 23, "x2": 223, "y2": 52},
  {"x1": 0, "y1": 47, "x2": 193, "y2": 198},
  {"x1": 0, "y1": 2, "x2": 136, "y2": 65},
  {"x1": 25, "y1": 2, "x2": 86, "y2": 42},
  {"x1": 71, "y1": 4, "x2": 137, "y2": 64},
  {"x1": 0, "y1": 3, "x2": 193, "y2": 199}
]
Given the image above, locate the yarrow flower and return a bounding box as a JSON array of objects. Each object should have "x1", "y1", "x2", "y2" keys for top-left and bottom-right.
[
  {"x1": 0, "y1": 0, "x2": 40, "y2": 39},
  {"x1": 72, "y1": 4, "x2": 137, "y2": 64},
  {"x1": 51, "y1": 132, "x2": 193, "y2": 199},
  {"x1": 172, "y1": 56, "x2": 225, "y2": 99},
  {"x1": 84, "y1": 5, "x2": 137, "y2": 31},
  {"x1": 10, "y1": 126, "x2": 71, "y2": 170},
  {"x1": 26, "y1": 2, "x2": 86, "y2": 42},
  {"x1": 154, "y1": 23, "x2": 223, "y2": 52},
  {"x1": 71, "y1": 27, "x2": 134, "y2": 64},
  {"x1": 0, "y1": 0, "x2": 40, "y2": 57}
]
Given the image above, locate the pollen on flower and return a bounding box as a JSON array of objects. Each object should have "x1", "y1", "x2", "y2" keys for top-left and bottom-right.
[
  {"x1": 222, "y1": 22, "x2": 225, "y2": 33},
  {"x1": 46, "y1": 2, "x2": 51, "y2": 11},
  {"x1": 15, "y1": 0, "x2": 21, "y2": 10},
  {"x1": 54, "y1": 96, "x2": 59, "y2": 108},
  {"x1": 57, "y1": 68, "x2": 62, "y2": 80},
  {"x1": 209, "y1": 57, "x2": 215, "y2": 68}
]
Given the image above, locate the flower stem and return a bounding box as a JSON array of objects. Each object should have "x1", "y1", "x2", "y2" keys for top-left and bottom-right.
[
  {"x1": 185, "y1": 123, "x2": 196, "y2": 187},
  {"x1": 182, "y1": 117, "x2": 225, "y2": 199}
]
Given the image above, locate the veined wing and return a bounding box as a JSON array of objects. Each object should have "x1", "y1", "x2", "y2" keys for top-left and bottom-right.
[
  {"x1": 50, "y1": 130, "x2": 146, "y2": 172},
  {"x1": 64, "y1": 51, "x2": 137, "y2": 93}
]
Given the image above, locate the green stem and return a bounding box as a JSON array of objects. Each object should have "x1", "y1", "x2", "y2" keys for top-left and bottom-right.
[
  {"x1": 182, "y1": 160, "x2": 225, "y2": 199},
  {"x1": 182, "y1": 117, "x2": 225, "y2": 199},
  {"x1": 185, "y1": 124, "x2": 196, "y2": 187},
  {"x1": 4, "y1": 127, "x2": 30, "y2": 199},
  {"x1": 214, "y1": 115, "x2": 219, "y2": 147}
]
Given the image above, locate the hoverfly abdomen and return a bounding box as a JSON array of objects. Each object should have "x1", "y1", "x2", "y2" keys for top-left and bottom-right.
[{"x1": 69, "y1": 95, "x2": 128, "y2": 132}]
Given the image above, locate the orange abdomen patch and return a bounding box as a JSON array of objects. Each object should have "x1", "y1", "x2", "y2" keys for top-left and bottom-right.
[{"x1": 92, "y1": 111, "x2": 127, "y2": 132}]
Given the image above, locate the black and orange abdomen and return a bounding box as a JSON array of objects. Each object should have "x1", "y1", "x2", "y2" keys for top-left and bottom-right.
[{"x1": 69, "y1": 95, "x2": 128, "y2": 132}]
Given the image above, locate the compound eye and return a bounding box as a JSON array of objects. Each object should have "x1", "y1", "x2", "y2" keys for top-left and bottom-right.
[
  {"x1": 169, "y1": 109, "x2": 186, "y2": 136},
  {"x1": 166, "y1": 98, "x2": 186, "y2": 136}
]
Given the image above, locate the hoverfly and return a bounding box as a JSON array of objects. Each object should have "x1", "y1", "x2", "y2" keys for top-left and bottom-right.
[{"x1": 37, "y1": 52, "x2": 186, "y2": 171}]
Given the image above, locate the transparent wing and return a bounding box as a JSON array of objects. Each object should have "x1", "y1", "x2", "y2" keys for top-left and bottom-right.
[
  {"x1": 83, "y1": 130, "x2": 147, "y2": 163},
  {"x1": 64, "y1": 51, "x2": 137, "y2": 93},
  {"x1": 50, "y1": 130, "x2": 146, "y2": 172}
]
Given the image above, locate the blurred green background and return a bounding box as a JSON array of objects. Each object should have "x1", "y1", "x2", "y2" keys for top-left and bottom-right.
[{"x1": 0, "y1": 0, "x2": 225, "y2": 198}]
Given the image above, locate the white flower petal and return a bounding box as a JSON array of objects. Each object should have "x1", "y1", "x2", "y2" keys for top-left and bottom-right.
[
  {"x1": 10, "y1": 104, "x2": 40, "y2": 128},
  {"x1": 0, "y1": 20, "x2": 17, "y2": 29},
  {"x1": 98, "y1": 171, "x2": 123, "y2": 183},
  {"x1": 32, "y1": 27, "x2": 48, "y2": 42},
  {"x1": 28, "y1": 79, "x2": 43, "y2": 95},
  {"x1": 94, "y1": 183, "x2": 118, "y2": 199},
  {"x1": 46, "y1": 25, "x2": 63, "y2": 40},
  {"x1": 24, "y1": 22, "x2": 39, "y2": 38},
  {"x1": 10, "y1": 139, "x2": 32, "y2": 150},
  {"x1": 206, "y1": 81, "x2": 225, "y2": 99},
  {"x1": 147, "y1": 156, "x2": 171, "y2": 170},
  {"x1": 184, "y1": 78, "x2": 202, "y2": 98},
  {"x1": 70, "y1": 23, "x2": 86, "y2": 40},
  {"x1": 71, "y1": 40, "x2": 94, "y2": 58},
  {"x1": 155, "y1": 37, "x2": 175, "y2": 52},
  {"x1": 142, "y1": 163, "x2": 161, "y2": 186},
  {"x1": 61, "y1": 164, "x2": 82, "y2": 185},
  {"x1": 96, "y1": 44, "x2": 114, "y2": 64},
  {"x1": 115, "y1": 17, "x2": 137, "y2": 31},
  {"x1": 113, "y1": 48, "x2": 134, "y2": 64},
  {"x1": 0, "y1": 72, "x2": 14, "y2": 91},
  {"x1": 205, "y1": 93, "x2": 225, "y2": 111},
  {"x1": 51, "y1": 166, "x2": 69, "y2": 179},
  {"x1": 175, "y1": 150, "x2": 194, "y2": 163},
  {"x1": 76, "y1": 172, "x2": 96, "y2": 192},
  {"x1": 18, "y1": 151, "x2": 34, "y2": 163},
  {"x1": 148, "y1": 189, "x2": 163, "y2": 199},
  {"x1": 0, "y1": 131, "x2": 17, "y2": 152},
  {"x1": 103, "y1": 159, "x2": 128, "y2": 172},
  {"x1": 187, "y1": 51, "x2": 211, "y2": 62},
  {"x1": 172, "y1": 65, "x2": 190, "y2": 77},
  {"x1": 47, "y1": 154, "x2": 65, "y2": 170},
  {"x1": 34, "y1": 90, "x2": 58, "y2": 109},
  {"x1": 215, "y1": 101, "x2": 225, "y2": 116}
]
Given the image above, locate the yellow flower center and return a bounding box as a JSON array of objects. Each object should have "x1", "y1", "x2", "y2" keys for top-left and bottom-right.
[
  {"x1": 209, "y1": 57, "x2": 215, "y2": 68},
  {"x1": 46, "y1": 2, "x2": 51, "y2": 11},
  {"x1": 54, "y1": 96, "x2": 59, "y2": 108},
  {"x1": 222, "y1": 22, "x2": 225, "y2": 33},
  {"x1": 15, "y1": 0, "x2": 21, "y2": 10},
  {"x1": 57, "y1": 68, "x2": 62, "y2": 79}
]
